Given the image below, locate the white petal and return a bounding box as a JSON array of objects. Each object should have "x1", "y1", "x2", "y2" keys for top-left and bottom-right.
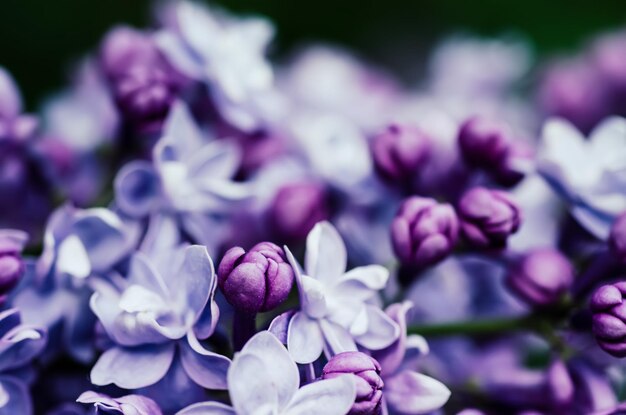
[
  {"x1": 354, "y1": 305, "x2": 400, "y2": 350},
  {"x1": 56, "y1": 235, "x2": 91, "y2": 279},
  {"x1": 287, "y1": 313, "x2": 324, "y2": 364},
  {"x1": 385, "y1": 370, "x2": 451, "y2": 414},
  {"x1": 283, "y1": 375, "x2": 356, "y2": 415},
  {"x1": 305, "y1": 222, "x2": 346, "y2": 285}
]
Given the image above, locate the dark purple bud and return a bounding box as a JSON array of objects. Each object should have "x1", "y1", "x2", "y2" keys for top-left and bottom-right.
[
  {"x1": 217, "y1": 242, "x2": 294, "y2": 314},
  {"x1": 590, "y1": 282, "x2": 626, "y2": 358},
  {"x1": 322, "y1": 352, "x2": 384, "y2": 415},
  {"x1": 458, "y1": 116, "x2": 510, "y2": 169},
  {"x1": 0, "y1": 233, "x2": 26, "y2": 298},
  {"x1": 391, "y1": 196, "x2": 459, "y2": 268},
  {"x1": 458, "y1": 187, "x2": 521, "y2": 249},
  {"x1": 269, "y1": 182, "x2": 329, "y2": 242},
  {"x1": 372, "y1": 124, "x2": 430, "y2": 182},
  {"x1": 101, "y1": 26, "x2": 180, "y2": 132},
  {"x1": 538, "y1": 59, "x2": 609, "y2": 135},
  {"x1": 507, "y1": 249, "x2": 574, "y2": 307},
  {"x1": 609, "y1": 212, "x2": 626, "y2": 263}
]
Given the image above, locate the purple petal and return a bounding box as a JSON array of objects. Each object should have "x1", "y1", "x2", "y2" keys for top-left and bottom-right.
[
  {"x1": 0, "y1": 376, "x2": 31, "y2": 415},
  {"x1": 179, "y1": 332, "x2": 230, "y2": 389},
  {"x1": 353, "y1": 305, "x2": 400, "y2": 351},
  {"x1": 384, "y1": 370, "x2": 450, "y2": 414},
  {"x1": 90, "y1": 344, "x2": 176, "y2": 388},
  {"x1": 0, "y1": 67, "x2": 22, "y2": 118},
  {"x1": 114, "y1": 161, "x2": 161, "y2": 218},
  {"x1": 268, "y1": 311, "x2": 296, "y2": 344}
]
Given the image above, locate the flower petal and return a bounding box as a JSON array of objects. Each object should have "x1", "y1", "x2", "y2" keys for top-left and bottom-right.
[
  {"x1": 283, "y1": 375, "x2": 356, "y2": 415},
  {"x1": 176, "y1": 402, "x2": 236, "y2": 415},
  {"x1": 90, "y1": 344, "x2": 175, "y2": 389},
  {"x1": 114, "y1": 161, "x2": 161, "y2": 218},
  {"x1": 305, "y1": 222, "x2": 346, "y2": 285},
  {"x1": 228, "y1": 353, "x2": 278, "y2": 415},
  {"x1": 180, "y1": 332, "x2": 230, "y2": 390},
  {"x1": 353, "y1": 305, "x2": 400, "y2": 350},
  {"x1": 384, "y1": 370, "x2": 451, "y2": 414},
  {"x1": 0, "y1": 376, "x2": 31, "y2": 415},
  {"x1": 287, "y1": 312, "x2": 324, "y2": 364}
]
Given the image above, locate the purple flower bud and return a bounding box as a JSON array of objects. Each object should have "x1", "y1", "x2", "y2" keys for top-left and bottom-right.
[
  {"x1": 458, "y1": 187, "x2": 521, "y2": 249},
  {"x1": 101, "y1": 26, "x2": 181, "y2": 132},
  {"x1": 217, "y1": 242, "x2": 294, "y2": 314},
  {"x1": 590, "y1": 282, "x2": 626, "y2": 358},
  {"x1": 269, "y1": 182, "x2": 330, "y2": 242},
  {"x1": 609, "y1": 212, "x2": 626, "y2": 263},
  {"x1": 391, "y1": 197, "x2": 459, "y2": 268},
  {"x1": 322, "y1": 352, "x2": 384, "y2": 415},
  {"x1": 458, "y1": 116, "x2": 510, "y2": 169},
  {"x1": 506, "y1": 249, "x2": 574, "y2": 307},
  {"x1": 372, "y1": 124, "x2": 430, "y2": 182},
  {"x1": 0, "y1": 231, "x2": 27, "y2": 299}
]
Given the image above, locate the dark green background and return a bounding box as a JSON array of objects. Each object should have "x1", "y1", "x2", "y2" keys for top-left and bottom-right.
[{"x1": 1, "y1": 0, "x2": 624, "y2": 109}]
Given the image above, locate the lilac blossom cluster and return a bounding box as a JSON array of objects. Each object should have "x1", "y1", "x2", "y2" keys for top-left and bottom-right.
[{"x1": 1, "y1": 2, "x2": 626, "y2": 414}]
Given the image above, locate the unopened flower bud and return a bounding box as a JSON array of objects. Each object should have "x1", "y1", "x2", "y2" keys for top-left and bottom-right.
[
  {"x1": 217, "y1": 242, "x2": 294, "y2": 314},
  {"x1": 391, "y1": 196, "x2": 459, "y2": 268},
  {"x1": 590, "y1": 282, "x2": 626, "y2": 358},
  {"x1": 269, "y1": 182, "x2": 329, "y2": 242},
  {"x1": 372, "y1": 124, "x2": 430, "y2": 182},
  {"x1": 322, "y1": 352, "x2": 384, "y2": 415},
  {"x1": 507, "y1": 249, "x2": 574, "y2": 307},
  {"x1": 458, "y1": 187, "x2": 521, "y2": 249}
]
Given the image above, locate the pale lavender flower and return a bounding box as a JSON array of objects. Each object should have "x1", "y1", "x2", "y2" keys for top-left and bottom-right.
[
  {"x1": 0, "y1": 229, "x2": 28, "y2": 301},
  {"x1": 177, "y1": 331, "x2": 357, "y2": 415},
  {"x1": 538, "y1": 116, "x2": 626, "y2": 239},
  {"x1": 0, "y1": 308, "x2": 47, "y2": 415},
  {"x1": 12, "y1": 205, "x2": 138, "y2": 362},
  {"x1": 156, "y1": 1, "x2": 278, "y2": 132},
  {"x1": 89, "y1": 244, "x2": 229, "y2": 390},
  {"x1": 77, "y1": 391, "x2": 162, "y2": 415},
  {"x1": 278, "y1": 222, "x2": 399, "y2": 364},
  {"x1": 114, "y1": 101, "x2": 250, "y2": 252},
  {"x1": 371, "y1": 302, "x2": 450, "y2": 414}
]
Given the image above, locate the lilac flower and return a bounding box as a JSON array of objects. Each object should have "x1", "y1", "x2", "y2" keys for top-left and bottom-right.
[
  {"x1": 372, "y1": 124, "x2": 430, "y2": 184},
  {"x1": 280, "y1": 221, "x2": 399, "y2": 364},
  {"x1": 371, "y1": 302, "x2": 450, "y2": 414},
  {"x1": 0, "y1": 309, "x2": 47, "y2": 415},
  {"x1": 114, "y1": 101, "x2": 250, "y2": 252},
  {"x1": 538, "y1": 116, "x2": 626, "y2": 239},
  {"x1": 177, "y1": 331, "x2": 357, "y2": 415},
  {"x1": 12, "y1": 205, "x2": 137, "y2": 362},
  {"x1": 89, "y1": 244, "x2": 230, "y2": 389},
  {"x1": 156, "y1": 1, "x2": 278, "y2": 132},
  {"x1": 77, "y1": 391, "x2": 162, "y2": 415}
]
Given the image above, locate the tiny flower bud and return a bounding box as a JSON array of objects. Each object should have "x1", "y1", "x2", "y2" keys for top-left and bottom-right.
[
  {"x1": 372, "y1": 124, "x2": 430, "y2": 182},
  {"x1": 322, "y1": 352, "x2": 384, "y2": 415},
  {"x1": 217, "y1": 242, "x2": 294, "y2": 314},
  {"x1": 269, "y1": 182, "x2": 329, "y2": 242},
  {"x1": 506, "y1": 249, "x2": 574, "y2": 307},
  {"x1": 458, "y1": 187, "x2": 521, "y2": 249},
  {"x1": 590, "y1": 282, "x2": 626, "y2": 358},
  {"x1": 391, "y1": 196, "x2": 459, "y2": 268}
]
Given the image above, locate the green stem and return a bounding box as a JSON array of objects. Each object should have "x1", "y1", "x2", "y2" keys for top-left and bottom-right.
[{"x1": 407, "y1": 314, "x2": 540, "y2": 338}]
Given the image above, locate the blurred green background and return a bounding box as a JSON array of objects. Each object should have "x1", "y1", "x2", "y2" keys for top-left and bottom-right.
[{"x1": 1, "y1": 0, "x2": 624, "y2": 108}]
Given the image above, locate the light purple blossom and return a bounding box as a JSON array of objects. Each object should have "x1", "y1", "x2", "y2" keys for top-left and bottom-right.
[
  {"x1": 177, "y1": 331, "x2": 357, "y2": 415},
  {"x1": 77, "y1": 391, "x2": 162, "y2": 415},
  {"x1": 279, "y1": 221, "x2": 399, "y2": 364},
  {"x1": 538, "y1": 116, "x2": 626, "y2": 239},
  {"x1": 89, "y1": 244, "x2": 229, "y2": 389}
]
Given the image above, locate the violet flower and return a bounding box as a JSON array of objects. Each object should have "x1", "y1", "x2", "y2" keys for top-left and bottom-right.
[
  {"x1": 372, "y1": 124, "x2": 430, "y2": 184},
  {"x1": 0, "y1": 308, "x2": 47, "y2": 415},
  {"x1": 279, "y1": 221, "x2": 399, "y2": 364},
  {"x1": 371, "y1": 302, "x2": 450, "y2": 415},
  {"x1": 77, "y1": 391, "x2": 162, "y2": 415},
  {"x1": 89, "y1": 244, "x2": 230, "y2": 390},
  {"x1": 177, "y1": 331, "x2": 357, "y2": 415},
  {"x1": 538, "y1": 116, "x2": 626, "y2": 239},
  {"x1": 156, "y1": 0, "x2": 277, "y2": 132}
]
